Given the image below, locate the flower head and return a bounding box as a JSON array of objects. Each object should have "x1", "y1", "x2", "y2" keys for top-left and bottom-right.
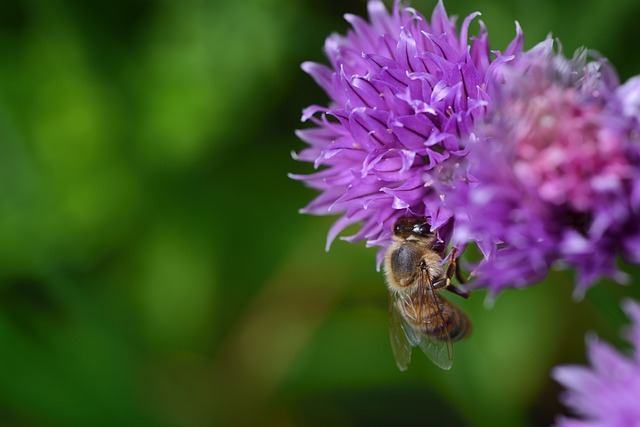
[
  {"x1": 291, "y1": 0, "x2": 522, "y2": 266},
  {"x1": 618, "y1": 75, "x2": 640, "y2": 126},
  {"x1": 452, "y1": 39, "x2": 640, "y2": 298},
  {"x1": 552, "y1": 299, "x2": 640, "y2": 427}
]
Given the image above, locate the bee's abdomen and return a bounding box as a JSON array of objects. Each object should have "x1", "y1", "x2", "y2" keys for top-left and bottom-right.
[
  {"x1": 444, "y1": 307, "x2": 471, "y2": 341},
  {"x1": 425, "y1": 298, "x2": 471, "y2": 342}
]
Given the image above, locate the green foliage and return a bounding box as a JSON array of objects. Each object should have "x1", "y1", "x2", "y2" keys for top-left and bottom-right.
[{"x1": 0, "y1": 0, "x2": 639, "y2": 426}]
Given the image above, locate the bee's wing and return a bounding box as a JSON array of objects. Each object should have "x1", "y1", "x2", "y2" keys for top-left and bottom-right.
[
  {"x1": 417, "y1": 332, "x2": 453, "y2": 370},
  {"x1": 415, "y1": 271, "x2": 454, "y2": 370},
  {"x1": 388, "y1": 274, "x2": 455, "y2": 371},
  {"x1": 388, "y1": 291, "x2": 416, "y2": 371}
]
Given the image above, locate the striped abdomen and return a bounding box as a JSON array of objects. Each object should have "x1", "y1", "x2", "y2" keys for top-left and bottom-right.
[{"x1": 403, "y1": 293, "x2": 471, "y2": 342}]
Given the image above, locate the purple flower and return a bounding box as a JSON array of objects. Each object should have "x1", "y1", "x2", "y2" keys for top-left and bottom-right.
[
  {"x1": 552, "y1": 299, "x2": 640, "y2": 427},
  {"x1": 618, "y1": 75, "x2": 640, "y2": 125},
  {"x1": 451, "y1": 39, "x2": 640, "y2": 298},
  {"x1": 290, "y1": 0, "x2": 522, "y2": 266}
]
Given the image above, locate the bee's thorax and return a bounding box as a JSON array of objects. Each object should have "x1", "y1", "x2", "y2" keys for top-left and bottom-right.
[{"x1": 384, "y1": 240, "x2": 445, "y2": 292}]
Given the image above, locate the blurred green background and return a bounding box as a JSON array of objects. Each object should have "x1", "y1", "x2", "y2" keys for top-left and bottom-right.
[{"x1": 0, "y1": 0, "x2": 639, "y2": 426}]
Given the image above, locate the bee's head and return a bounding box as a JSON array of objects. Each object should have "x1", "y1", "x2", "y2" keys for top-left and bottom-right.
[{"x1": 393, "y1": 217, "x2": 432, "y2": 239}]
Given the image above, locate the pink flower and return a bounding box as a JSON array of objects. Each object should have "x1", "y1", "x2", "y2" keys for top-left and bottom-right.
[{"x1": 450, "y1": 39, "x2": 640, "y2": 297}]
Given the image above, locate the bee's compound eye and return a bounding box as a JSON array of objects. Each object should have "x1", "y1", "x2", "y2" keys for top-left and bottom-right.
[
  {"x1": 415, "y1": 223, "x2": 431, "y2": 237},
  {"x1": 393, "y1": 217, "x2": 411, "y2": 235},
  {"x1": 393, "y1": 223, "x2": 404, "y2": 235}
]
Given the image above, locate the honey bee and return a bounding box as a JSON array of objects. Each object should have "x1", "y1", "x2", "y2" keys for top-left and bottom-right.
[{"x1": 384, "y1": 216, "x2": 471, "y2": 371}]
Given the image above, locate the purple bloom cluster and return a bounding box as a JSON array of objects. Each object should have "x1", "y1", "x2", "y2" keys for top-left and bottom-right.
[
  {"x1": 452, "y1": 40, "x2": 640, "y2": 298},
  {"x1": 290, "y1": 0, "x2": 522, "y2": 266},
  {"x1": 553, "y1": 299, "x2": 640, "y2": 427},
  {"x1": 292, "y1": 0, "x2": 640, "y2": 296}
]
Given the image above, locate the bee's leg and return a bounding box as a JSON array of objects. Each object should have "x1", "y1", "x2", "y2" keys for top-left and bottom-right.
[
  {"x1": 445, "y1": 281, "x2": 469, "y2": 299},
  {"x1": 455, "y1": 258, "x2": 468, "y2": 285},
  {"x1": 443, "y1": 247, "x2": 458, "y2": 281},
  {"x1": 443, "y1": 248, "x2": 470, "y2": 299}
]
